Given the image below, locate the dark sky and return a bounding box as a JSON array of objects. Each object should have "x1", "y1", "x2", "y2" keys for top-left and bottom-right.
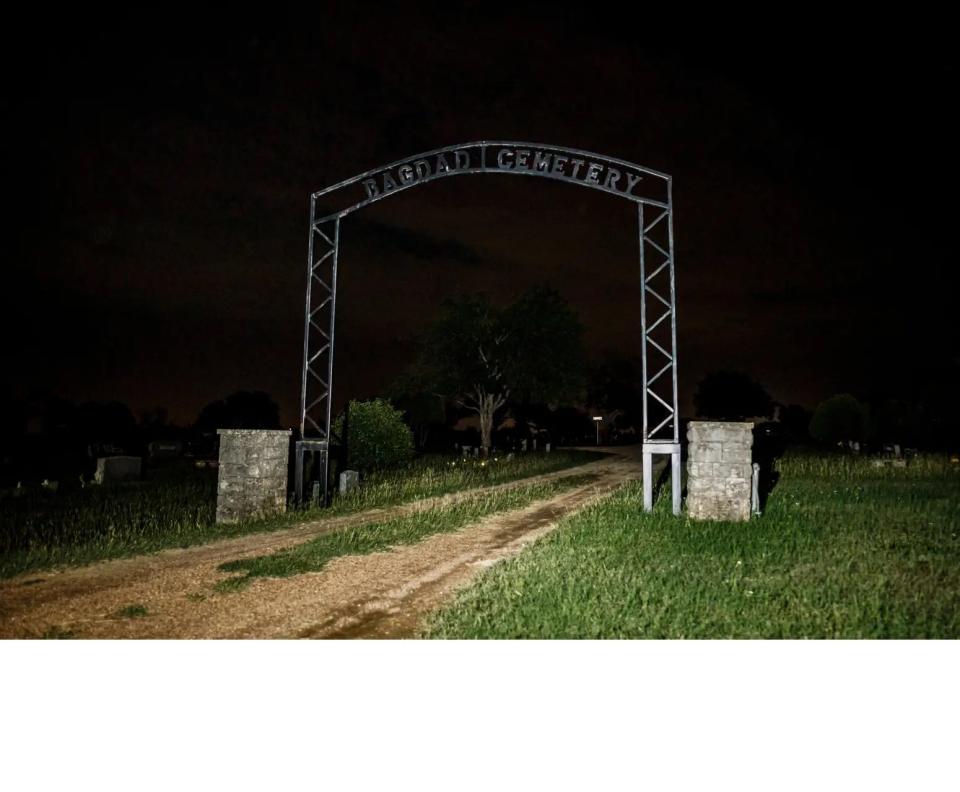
[{"x1": 4, "y1": 7, "x2": 957, "y2": 427}]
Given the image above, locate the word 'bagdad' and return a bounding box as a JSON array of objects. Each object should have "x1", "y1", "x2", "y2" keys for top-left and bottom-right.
[
  {"x1": 362, "y1": 147, "x2": 643, "y2": 199},
  {"x1": 363, "y1": 151, "x2": 470, "y2": 199}
]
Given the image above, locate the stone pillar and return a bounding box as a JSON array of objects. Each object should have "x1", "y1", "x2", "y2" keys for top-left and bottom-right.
[
  {"x1": 686, "y1": 421, "x2": 753, "y2": 521},
  {"x1": 216, "y1": 429, "x2": 292, "y2": 524}
]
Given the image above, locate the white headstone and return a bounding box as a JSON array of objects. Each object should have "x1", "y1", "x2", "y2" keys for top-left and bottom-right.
[
  {"x1": 95, "y1": 456, "x2": 142, "y2": 484},
  {"x1": 339, "y1": 469, "x2": 360, "y2": 494}
]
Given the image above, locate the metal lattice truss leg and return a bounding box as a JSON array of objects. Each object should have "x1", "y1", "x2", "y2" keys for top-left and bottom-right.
[
  {"x1": 638, "y1": 186, "x2": 681, "y2": 515},
  {"x1": 296, "y1": 201, "x2": 340, "y2": 504}
]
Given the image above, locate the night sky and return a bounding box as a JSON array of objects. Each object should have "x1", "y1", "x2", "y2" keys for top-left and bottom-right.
[{"x1": 4, "y1": 8, "x2": 956, "y2": 427}]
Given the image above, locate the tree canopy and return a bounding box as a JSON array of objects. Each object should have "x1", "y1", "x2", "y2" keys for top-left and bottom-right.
[
  {"x1": 405, "y1": 286, "x2": 586, "y2": 452},
  {"x1": 809, "y1": 393, "x2": 869, "y2": 445}
]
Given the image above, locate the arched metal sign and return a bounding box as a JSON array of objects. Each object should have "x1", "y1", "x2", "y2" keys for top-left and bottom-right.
[{"x1": 298, "y1": 141, "x2": 681, "y2": 513}]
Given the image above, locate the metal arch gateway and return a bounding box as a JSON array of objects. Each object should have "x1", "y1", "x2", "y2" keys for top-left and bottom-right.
[{"x1": 298, "y1": 141, "x2": 681, "y2": 514}]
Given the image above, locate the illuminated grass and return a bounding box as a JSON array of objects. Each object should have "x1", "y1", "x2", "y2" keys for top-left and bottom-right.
[
  {"x1": 215, "y1": 473, "x2": 597, "y2": 592},
  {"x1": 427, "y1": 454, "x2": 960, "y2": 639},
  {"x1": 0, "y1": 451, "x2": 602, "y2": 579},
  {"x1": 325, "y1": 450, "x2": 603, "y2": 514}
]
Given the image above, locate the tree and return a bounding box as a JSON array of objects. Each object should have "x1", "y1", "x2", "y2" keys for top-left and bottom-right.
[
  {"x1": 388, "y1": 388, "x2": 447, "y2": 451},
  {"x1": 809, "y1": 394, "x2": 869, "y2": 446},
  {"x1": 195, "y1": 390, "x2": 280, "y2": 432},
  {"x1": 587, "y1": 355, "x2": 643, "y2": 429},
  {"x1": 500, "y1": 286, "x2": 586, "y2": 408},
  {"x1": 693, "y1": 371, "x2": 773, "y2": 421},
  {"x1": 408, "y1": 287, "x2": 586, "y2": 454},
  {"x1": 779, "y1": 403, "x2": 812, "y2": 442}
]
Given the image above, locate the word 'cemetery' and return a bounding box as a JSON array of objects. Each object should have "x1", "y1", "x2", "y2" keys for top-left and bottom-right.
[{"x1": 361, "y1": 146, "x2": 645, "y2": 200}]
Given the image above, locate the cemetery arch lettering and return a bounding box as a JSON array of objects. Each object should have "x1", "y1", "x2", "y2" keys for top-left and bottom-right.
[{"x1": 298, "y1": 141, "x2": 681, "y2": 513}]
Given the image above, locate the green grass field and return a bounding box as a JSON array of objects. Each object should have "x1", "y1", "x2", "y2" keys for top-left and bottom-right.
[
  {"x1": 427, "y1": 453, "x2": 960, "y2": 638},
  {"x1": 0, "y1": 450, "x2": 601, "y2": 579}
]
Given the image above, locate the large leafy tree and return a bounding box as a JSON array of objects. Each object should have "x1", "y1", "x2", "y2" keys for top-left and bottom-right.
[{"x1": 410, "y1": 287, "x2": 585, "y2": 454}]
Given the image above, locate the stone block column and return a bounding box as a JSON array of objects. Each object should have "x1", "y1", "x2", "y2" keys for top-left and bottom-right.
[
  {"x1": 216, "y1": 429, "x2": 292, "y2": 524},
  {"x1": 686, "y1": 421, "x2": 753, "y2": 521}
]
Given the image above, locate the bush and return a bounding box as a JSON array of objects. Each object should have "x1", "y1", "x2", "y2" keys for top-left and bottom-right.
[{"x1": 335, "y1": 399, "x2": 414, "y2": 474}]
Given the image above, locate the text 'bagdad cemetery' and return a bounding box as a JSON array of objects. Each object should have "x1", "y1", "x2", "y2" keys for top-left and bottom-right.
[{"x1": 360, "y1": 144, "x2": 656, "y2": 202}]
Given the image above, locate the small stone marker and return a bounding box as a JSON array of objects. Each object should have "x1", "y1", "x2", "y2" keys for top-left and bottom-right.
[
  {"x1": 532, "y1": 438, "x2": 538, "y2": 450},
  {"x1": 95, "y1": 455, "x2": 142, "y2": 484},
  {"x1": 462, "y1": 445, "x2": 471, "y2": 458},
  {"x1": 521, "y1": 439, "x2": 528, "y2": 452},
  {"x1": 147, "y1": 441, "x2": 182, "y2": 459},
  {"x1": 339, "y1": 469, "x2": 360, "y2": 494},
  {"x1": 686, "y1": 421, "x2": 753, "y2": 521},
  {"x1": 216, "y1": 429, "x2": 291, "y2": 524},
  {"x1": 473, "y1": 446, "x2": 480, "y2": 458},
  {"x1": 545, "y1": 442, "x2": 551, "y2": 453}
]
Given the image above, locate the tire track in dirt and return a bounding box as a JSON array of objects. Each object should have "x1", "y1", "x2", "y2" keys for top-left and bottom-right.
[{"x1": 0, "y1": 448, "x2": 648, "y2": 638}]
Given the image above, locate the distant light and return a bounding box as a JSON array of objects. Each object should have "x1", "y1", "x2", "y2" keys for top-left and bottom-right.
[{"x1": 592, "y1": 416, "x2": 603, "y2": 422}]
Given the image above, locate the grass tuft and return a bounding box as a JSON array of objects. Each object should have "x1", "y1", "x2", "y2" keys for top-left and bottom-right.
[
  {"x1": 115, "y1": 604, "x2": 149, "y2": 619},
  {"x1": 41, "y1": 625, "x2": 76, "y2": 639}
]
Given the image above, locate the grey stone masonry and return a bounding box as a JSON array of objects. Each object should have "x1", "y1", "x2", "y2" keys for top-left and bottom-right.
[
  {"x1": 686, "y1": 421, "x2": 753, "y2": 521},
  {"x1": 216, "y1": 429, "x2": 292, "y2": 524}
]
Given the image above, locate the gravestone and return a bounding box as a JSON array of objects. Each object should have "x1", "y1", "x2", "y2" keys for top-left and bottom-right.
[
  {"x1": 147, "y1": 441, "x2": 182, "y2": 459},
  {"x1": 95, "y1": 456, "x2": 142, "y2": 484},
  {"x1": 521, "y1": 439, "x2": 528, "y2": 452},
  {"x1": 545, "y1": 443, "x2": 551, "y2": 453},
  {"x1": 216, "y1": 429, "x2": 291, "y2": 524},
  {"x1": 686, "y1": 422, "x2": 753, "y2": 521},
  {"x1": 340, "y1": 469, "x2": 360, "y2": 494}
]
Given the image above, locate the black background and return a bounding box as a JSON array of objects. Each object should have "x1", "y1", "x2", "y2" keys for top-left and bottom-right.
[{"x1": 4, "y1": 6, "x2": 956, "y2": 425}]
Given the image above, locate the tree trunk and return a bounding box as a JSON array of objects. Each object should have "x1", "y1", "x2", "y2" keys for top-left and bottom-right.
[{"x1": 479, "y1": 396, "x2": 494, "y2": 455}]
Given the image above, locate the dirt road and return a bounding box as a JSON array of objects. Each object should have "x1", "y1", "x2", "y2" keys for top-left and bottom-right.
[{"x1": 0, "y1": 448, "x2": 648, "y2": 639}]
